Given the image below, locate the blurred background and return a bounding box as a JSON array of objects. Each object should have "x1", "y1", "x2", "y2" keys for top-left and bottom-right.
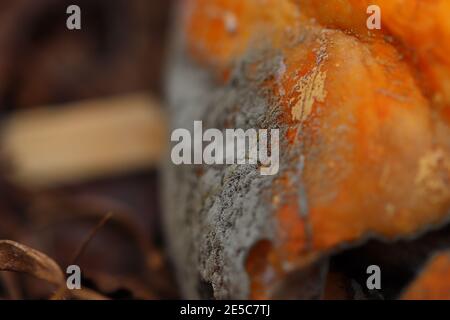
[{"x1": 0, "y1": 0, "x2": 177, "y2": 299}]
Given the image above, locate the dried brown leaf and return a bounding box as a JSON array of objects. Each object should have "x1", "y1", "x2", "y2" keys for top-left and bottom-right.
[
  {"x1": 0, "y1": 240, "x2": 64, "y2": 286},
  {"x1": 26, "y1": 193, "x2": 178, "y2": 298}
]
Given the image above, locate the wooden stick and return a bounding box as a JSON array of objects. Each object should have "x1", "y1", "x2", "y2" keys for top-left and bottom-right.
[{"x1": 0, "y1": 94, "x2": 167, "y2": 188}]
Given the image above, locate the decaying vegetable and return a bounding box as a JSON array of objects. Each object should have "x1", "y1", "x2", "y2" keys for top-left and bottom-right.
[{"x1": 164, "y1": 0, "x2": 450, "y2": 299}]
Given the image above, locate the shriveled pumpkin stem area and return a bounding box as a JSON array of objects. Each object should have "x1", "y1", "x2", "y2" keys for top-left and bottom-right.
[{"x1": 164, "y1": 0, "x2": 450, "y2": 299}]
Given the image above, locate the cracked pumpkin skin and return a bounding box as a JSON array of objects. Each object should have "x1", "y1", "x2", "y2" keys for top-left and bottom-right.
[{"x1": 183, "y1": 0, "x2": 450, "y2": 298}]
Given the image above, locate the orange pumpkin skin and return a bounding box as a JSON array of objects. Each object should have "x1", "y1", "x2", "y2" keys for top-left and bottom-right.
[
  {"x1": 402, "y1": 252, "x2": 450, "y2": 300},
  {"x1": 165, "y1": 0, "x2": 450, "y2": 299}
]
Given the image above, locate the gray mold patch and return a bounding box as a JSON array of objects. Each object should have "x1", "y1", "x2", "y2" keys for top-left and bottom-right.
[
  {"x1": 163, "y1": 18, "x2": 305, "y2": 298},
  {"x1": 164, "y1": 39, "x2": 290, "y2": 299}
]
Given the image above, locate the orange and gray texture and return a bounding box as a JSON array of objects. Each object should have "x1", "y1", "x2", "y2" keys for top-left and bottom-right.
[{"x1": 163, "y1": 0, "x2": 450, "y2": 299}]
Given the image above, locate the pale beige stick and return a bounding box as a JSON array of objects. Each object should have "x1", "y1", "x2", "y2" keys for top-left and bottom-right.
[{"x1": 0, "y1": 94, "x2": 167, "y2": 188}]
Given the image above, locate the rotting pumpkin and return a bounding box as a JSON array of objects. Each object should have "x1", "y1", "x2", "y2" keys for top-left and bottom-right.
[{"x1": 164, "y1": 0, "x2": 450, "y2": 299}]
